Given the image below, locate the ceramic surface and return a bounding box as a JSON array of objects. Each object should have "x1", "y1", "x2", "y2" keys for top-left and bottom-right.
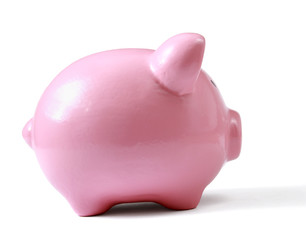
[{"x1": 23, "y1": 33, "x2": 242, "y2": 216}]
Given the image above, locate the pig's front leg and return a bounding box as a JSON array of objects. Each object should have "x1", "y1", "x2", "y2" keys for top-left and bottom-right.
[{"x1": 158, "y1": 188, "x2": 204, "y2": 211}]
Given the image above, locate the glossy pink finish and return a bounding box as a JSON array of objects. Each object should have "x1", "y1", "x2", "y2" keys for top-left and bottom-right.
[{"x1": 23, "y1": 33, "x2": 241, "y2": 216}]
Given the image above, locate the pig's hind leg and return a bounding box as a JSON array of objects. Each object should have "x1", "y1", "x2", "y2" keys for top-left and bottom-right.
[{"x1": 69, "y1": 197, "x2": 114, "y2": 217}]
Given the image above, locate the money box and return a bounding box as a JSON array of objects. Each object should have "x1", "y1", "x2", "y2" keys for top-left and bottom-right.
[{"x1": 22, "y1": 33, "x2": 242, "y2": 216}]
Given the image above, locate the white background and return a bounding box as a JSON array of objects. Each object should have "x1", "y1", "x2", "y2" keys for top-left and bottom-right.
[{"x1": 1, "y1": 0, "x2": 305, "y2": 239}]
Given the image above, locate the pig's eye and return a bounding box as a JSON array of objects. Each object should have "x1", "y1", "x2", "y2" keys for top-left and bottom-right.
[{"x1": 210, "y1": 79, "x2": 217, "y2": 88}]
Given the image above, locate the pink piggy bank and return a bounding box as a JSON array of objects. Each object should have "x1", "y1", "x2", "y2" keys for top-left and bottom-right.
[{"x1": 23, "y1": 33, "x2": 241, "y2": 216}]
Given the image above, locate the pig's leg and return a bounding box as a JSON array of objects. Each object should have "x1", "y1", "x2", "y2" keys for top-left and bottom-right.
[
  {"x1": 159, "y1": 189, "x2": 204, "y2": 210},
  {"x1": 69, "y1": 197, "x2": 113, "y2": 217}
]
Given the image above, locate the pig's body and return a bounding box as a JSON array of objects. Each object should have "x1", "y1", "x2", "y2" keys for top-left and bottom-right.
[{"x1": 23, "y1": 33, "x2": 241, "y2": 216}]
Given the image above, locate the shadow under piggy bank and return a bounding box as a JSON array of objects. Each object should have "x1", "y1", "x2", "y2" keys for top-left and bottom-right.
[{"x1": 101, "y1": 185, "x2": 306, "y2": 217}]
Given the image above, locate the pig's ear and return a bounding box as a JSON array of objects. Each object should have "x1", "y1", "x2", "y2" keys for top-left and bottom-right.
[{"x1": 150, "y1": 33, "x2": 205, "y2": 95}]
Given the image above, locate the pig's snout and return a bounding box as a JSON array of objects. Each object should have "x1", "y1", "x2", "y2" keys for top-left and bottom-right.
[
  {"x1": 227, "y1": 110, "x2": 242, "y2": 161},
  {"x1": 22, "y1": 118, "x2": 33, "y2": 148}
]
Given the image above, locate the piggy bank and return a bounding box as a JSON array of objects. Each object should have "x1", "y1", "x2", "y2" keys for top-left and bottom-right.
[{"x1": 22, "y1": 33, "x2": 241, "y2": 216}]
